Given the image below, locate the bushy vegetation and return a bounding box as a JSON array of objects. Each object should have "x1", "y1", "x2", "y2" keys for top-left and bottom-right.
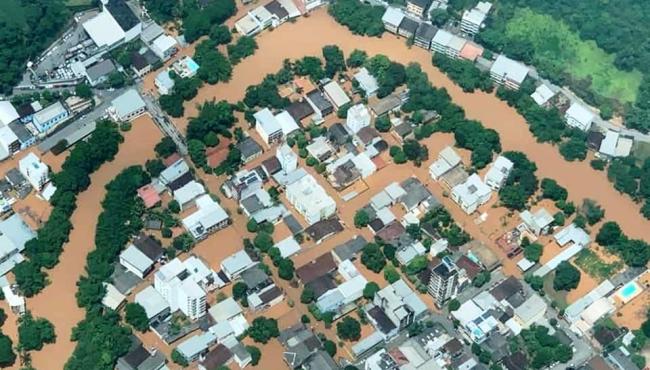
[
  {"x1": 194, "y1": 39, "x2": 232, "y2": 84},
  {"x1": 244, "y1": 74, "x2": 290, "y2": 109},
  {"x1": 15, "y1": 121, "x2": 123, "y2": 297},
  {"x1": 606, "y1": 157, "x2": 650, "y2": 218},
  {"x1": 595, "y1": 221, "x2": 650, "y2": 267},
  {"x1": 248, "y1": 317, "x2": 279, "y2": 344},
  {"x1": 420, "y1": 207, "x2": 470, "y2": 247},
  {"x1": 17, "y1": 312, "x2": 56, "y2": 351},
  {"x1": 499, "y1": 152, "x2": 539, "y2": 210},
  {"x1": 432, "y1": 54, "x2": 493, "y2": 93},
  {"x1": 159, "y1": 73, "x2": 203, "y2": 117},
  {"x1": 518, "y1": 325, "x2": 573, "y2": 369},
  {"x1": 227, "y1": 36, "x2": 258, "y2": 65},
  {"x1": 328, "y1": 0, "x2": 385, "y2": 37},
  {"x1": 365, "y1": 55, "x2": 406, "y2": 98},
  {"x1": 185, "y1": 100, "x2": 237, "y2": 169},
  {"x1": 336, "y1": 317, "x2": 361, "y2": 341},
  {"x1": 553, "y1": 261, "x2": 581, "y2": 291}
]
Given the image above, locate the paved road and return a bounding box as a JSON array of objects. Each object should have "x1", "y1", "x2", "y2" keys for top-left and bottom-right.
[
  {"x1": 546, "y1": 309, "x2": 594, "y2": 370},
  {"x1": 138, "y1": 87, "x2": 188, "y2": 155}
]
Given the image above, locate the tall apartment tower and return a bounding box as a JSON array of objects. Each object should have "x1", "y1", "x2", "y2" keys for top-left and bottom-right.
[{"x1": 428, "y1": 256, "x2": 459, "y2": 307}]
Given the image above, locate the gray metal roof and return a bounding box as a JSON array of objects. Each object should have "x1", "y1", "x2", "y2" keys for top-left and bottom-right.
[{"x1": 111, "y1": 89, "x2": 146, "y2": 119}]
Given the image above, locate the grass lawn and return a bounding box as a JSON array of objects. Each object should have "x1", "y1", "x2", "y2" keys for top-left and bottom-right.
[
  {"x1": 0, "y1": 0, "x2": 26, "y2": 26},
  {"x1": 505, "y1": 8, "x2": 641, "y2": 103},
  {"x1": 632, "y1": 141, "x2": 650, "y2": 166},
  {"x1": 573, "y1": 249, "x2": 623, "y2": 281}
]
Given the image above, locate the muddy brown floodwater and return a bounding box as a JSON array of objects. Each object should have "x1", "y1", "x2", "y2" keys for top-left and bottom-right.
[
  {"x1": 143, "y1": 8, "x2": 649, "y2": 243},
  {"x1": 1, "y1": 116, "x2": 162, "y2": 370}
]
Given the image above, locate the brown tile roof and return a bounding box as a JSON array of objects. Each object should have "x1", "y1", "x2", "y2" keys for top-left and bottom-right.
[
  {"x1": 455, "y1": 255, "x2": 482, "y2": 280},
  {"x1": 296, "y1": 253, "x2": 336, "y2": 284}
]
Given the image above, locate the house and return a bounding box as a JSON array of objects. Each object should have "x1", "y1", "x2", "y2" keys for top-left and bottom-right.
[
  {"x1": 8, "y1": 122, "x2": 35, "y2": 152},
  {"x1": 430, "y1": 146, "x2": 462, "y2": 180},
  {"x1": 274, "y1": 236, "x2": 301, "y2": 258},
  {"x1": 208, "y1": 297, "x2": 249, "y2": 337},
  {"x1": 176, "y1": 332, "x2": 217, "y2": 362},
  {"x1": 608, "y1": 348, "x2": 640, "y2": 370},
  {"x1": 414, "y1": 23, "x2": 437, "y2": 50},
  {"x1": 369, "y1": 279, "x2": 427, "y2": 336},
  {"x1": 279, "y1": 324, "x2": 322, "y2": 368},
  {"x1": 130, "y1": 48, "x2": 160, "y2": 77},
  {"x1": 354, "y1": 68, "x2": 379, "y2": 96},
  {"x1": 109, "y1": 89, "x2": 146, "y2": 122},
  {"x1": 116, "y1": 339, "x2": 167, "y2": 370},
  {"x1": 275, "y1": 110, "x2": 300, "y2": 137},
  {"x1": 316, "y1": 274, "x2": 367, "y2": 314},
  {"x1": 241, "y1": 265, "x2": 273, "y2": 292},
  {"x1": 398, "y1": 17, "x2": 419, "y2": 39},
  {"x1": 0, "y1": 214, "x2": 36, "y2": 276},
  {"x1": 82, "y1": 0, "x2": 141, "y2": 50},
  {"x1": 345, "y1": 104, "x2": 371, "y2": 134},
  {"x1": 461, "y1": 1, "x2": 492, "y2": 35},
  {"x1": 503, "y1": 351, "x2": 528, "y2": 370},
  {"x1": 431, "y1": 29, "x2": 466, "y2": 59},
  {"x1": 222, "y1": 168, "x2": 264, "y2": 200},
  {"x1": 428, "y1": 256, "x2": 458, "y2": 306},
  {"x1": 306, "y1": 89, "x2": 334, "y2": 117},
  {"x1": 119, "y1": 235, "x2": 164, "y2": 278},
  {"x1": 406, "y1": 0, "x2": 431, "y2": 18},
  {"x1": 286, "y1": 100, "x2": 315, "y2": 122},
  {"x1": 221, "y1": 250, "x2": 256, "y2": 280},
  {"x1": 382, "y1": 7, "x2": 405, "y2": 34},
  {"x1": 85, "y1": 59, "x2": 117, "y2": 86},
  {"x1": 248, "y1": 283, "x2": 284, "y2": 311},
  {"x1": 322, "y1": 81, "x2": 351, "y2": 110},
  {"x1": 285, "y1": 173, "x2": 336, "y2": 224},
  {"x1": 171, "y1": 56, "x2": 200, "y2": 78},
  {"x1": 0, "y1": 126, "x2": 19, "y2": 159},
  {"x1": 173, "y1": 180, "x2": 206, "y2": 210},
  {"x1": 18, "y1": 153, "x2": 49, "y2": 191},
  {"x1": 513, "y1": 293, "x2": 547, "y2": 329},
  {"x1": 396, "y1": 240, "x2": 427, "y2": 265},
  {"x1": 264, "y1": 0, "x2": 290, "y2": 25},
  {"x1": 355, "y1": 126, "x2": 380, "y2": 148},
  {"x1": 451, "y1": 174, "x2": 492, "y2": 214},
  {"x1": 254, "y1": 108, "x2": 283, "y2": 145},
  {"x1": 236, "y1": 136, "x2": 263, "y2": 163},
  {"x1": 554, "y1": 223, "x2": 590, "y2": 247},
  {"x1": 306, "y1": 136, "x2": 334, "y2": 161},
  {"x1": 332, "y1": 236, "x2": 367, "y2": 263},
  {"x1": 154, "y1": 70, "x2": 175, "y2": 95},
  {"x1": 531, "y1": 83, "x2": 555, "y2": 107},
  {"x1": 459, "y1": 41, "x2": 484, "y2": 62},
  {"x1": 32, "y1": 101, "x2": 69, "y2": 133},
  {"x1": 234, "y1": 6, "x2": 275, "y2": 36},
  {"x1": 400, "y1": 177, "x2": 437, "y2": 212},
  {"x1": 181, "y1": 194, "x2": 229, "y2": 240},
  {"x1": 369, "y1": 94, "x2": 402, "y2": 117},
  {"x1": 134, "y1": 286, "x2": 170, "y2": 325},
  {"x1": 198, "y1": 344, "x2": 232, "y2": 370},
  {"x1": 159, "y1": 158, "x2": 190, "y2": 186},
  {"x1": 565, "y1": 102, "x2": 595, "y2": 132},
  {"x1": 599, "y1": 130, "x2": 633, "y2": 158},
  {"x1": 519, "y1": 208, "x2": 554, "y2": 236},
  {"x1": 305, "y1": 217, "x2": 344, "y2": 244},
  {"x1": 150, "y1": 34, "x2": 178, "y2": 61},
  {"x1": 138, "y1": 184, "x2": 161, "y2": 208},
  {"x1": 327, "y1": 123, "x2": 349, "y2": 147},
  {"x1": 392, "y1": 122, "x2": 413, "y2": 141},
  {"x1": 484, "y1": 155, "x2": 513, "y2": 190},
  {"x1": 154, "y1": 258, "x2": 209, "y2": 320},
  {"x1": 296, "y1": 253, "x2": 336, "y2": 285},
  {"x1": 490, "y1": 55, "x2": 530, "y2": 90},
  {"x1": 0, "y1": 101, "x2": 19, "y2": 126}
]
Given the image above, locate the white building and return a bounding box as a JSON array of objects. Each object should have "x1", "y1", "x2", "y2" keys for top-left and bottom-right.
[
  {"x1": 154, "y1": 258, "x2": 210, "y2": 320},
  {"x1": 208, "y1": 297, "x2": 249, "y2": 337},
  {"x1": 382, "y1": 7, "x2": 405, "y2": 34},
  {"x1": 451, "y1": 173, "x2": 492, "y2": 214},
  {"x1": 155, "y1": 70, "x2": 175, "y2": 95},
  {"x1": 345, "y1": 104, "x2": 371, "y2": 134},
  {"x1": 221, "y1": 250, "x2": 256, "y2": 280},
  {"x1": 431, "y1": 30, "x2": 467, "y2": 59},
  {"x1": 234, "y1": 6, "x2": 275, "y2": 36},
  {"x1": 322, "y1": 81, "x2": 351, "y2": 110},
  {"x1": 19, "y1": 152, "x2": 49, "y2": 191},
  {"x1": 519, "y1": 208, "x2": 554, "y2": 236},
  {"x1": 530, "y1": 84, "x2": 555, "y2": 107},
  {"x1": 173, "y1": 180, "x2": 206, "y2": 211},
  {"x1": 109, "y1": 89, "x2": 146, "y2": 122},
  {"x1": 276, "y1": 143, "x2": 298, "y2": 173},
  {"x1": 428, "y1": 257, "x2": 458, "y2": 307},
  {"x1": 0, "y1": 214, "x2": 36, "y2": 276},
  {"x1": 0, "y1": 126, "x2": 20, "y2": 160},
  {"x1": 599, "y1": 130, "x2": 633, "y2": 158},
  {"x1": 181, "y1": 194, "x2": 229, "y2": 240},
  {"x1": 274, "y1": 110, "x2": 300, "y2": 137},
  {"x1": 285, "y1": 173, "x2": 336, "y2": 225},
  {"x1": 135, "y1": 285, "x2": 170, "y2": 324},
  {"x1": 254, "y1": 108, "x2": 283, "y2": 145},
  {"x1": 354, "y1": 68, "x2": 379, "y2": 96},
  {"x1": 0, "y1": 101, "x2": 19, "y2": 126},
  {"x1": 461, "y1": 1, "x2": 492, "y2": 35},
  {"x1": 150, "y1": 34, "x2": 178, "y2": 61},
  {"x1": 171, "y1": 56, "x2": 200, "y2": 78},
  {"x1": 565, "y1": 102, "x2": 595, "y2": 132},
  {"x1": 82, "y1": 0, "x2": 142, "y2": 50},
  {"x1": 490, "y1": 55, "x2": 530, "y2": 90},
  {"x1": 483, "y1": 155, "x2": 513, "y2": 190}
]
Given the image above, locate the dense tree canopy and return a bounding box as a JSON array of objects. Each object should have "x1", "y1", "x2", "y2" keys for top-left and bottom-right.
[
  {"x1": 322, "y1": 45, "x2": 346, "y2": 78},
  {"x1": 18, "y1": 312, "x2": 56, "y2": 351},
  {"x1": 182, "y1": 0, "x2": 237, "y2": 43},
  {"x1": 244, "y1": 74, "x2": 290, "y2": 109},
  {"x1": 553, "y1": 261, "x2": 581, "y2": 291},
  {"x1": 328, "y1": 0, "x2": 385, "y2": 37},
  {"x1": 0, "y1": 334, "x2": 15, "y2": 367},
  {"x1": 227, "y1": 36, "x2": 258, "y2": 65},
  {"x1": 337, "y1": 317, "x2": 361, "y2": 341},
  {"x1": 361, "y1": 243, "x2": 387, "y2": 273},
  {"x1": 124, "y1": 303, "x2": 149, "y2": 332},
  {"x1": 194, "y1": 40, "x2": 232, "y2": 84},
  {"x1": 248, "y1": 317, "x2": 279, "y2": 344},
  {"x1": 499, "y1": 152, "x2": 539, "y2": 210},
  {"x1": 519, "y1": 325, "x2": 573, "y2": 369},
  {"x1": 433, "y1": 54, "x2": 493, "y2": 93}
]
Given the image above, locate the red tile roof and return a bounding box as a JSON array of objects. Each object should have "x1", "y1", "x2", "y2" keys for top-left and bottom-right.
[
  {"x1": 162, "y1": 152, "x2": 181, "y2": 167},
  {"x1": 137, "y1": 184, "x2": 161, "y2": 208}
]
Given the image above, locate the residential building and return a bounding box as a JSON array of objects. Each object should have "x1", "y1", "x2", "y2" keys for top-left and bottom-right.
[
  {"x1": 119, "y1": 234, "x2": 163, "y2": 278},
  {"x1": 220, "y1": 250, "x2": 256, "y2": 280},
  {"x1": 84, "y1": 59, "x2": 116, "y2": 86},
  {"x1": 414, "y1": 23, "x2": 437, "y2": 50},
  {"x1": 519, "y1": 208, "x2": 554, "y2": 236},
  {"x1": 150, "y1": 34, "x2": 178, "y2": 61},
  {"x1": 275, "y1": 110, "x2": 300, "y2": 137},
  {"x1": 398, "y1": 17, "x2": 419, "y2": 39},
  {"x1": 173, "y1": 180, "x2": 206, "y2": 211},
  {"x1": 461, "y1": 1, "x2": 492, "y2": 35},
  {"x1": 484, "y1": 155, "x2": 513, "y2": 190},
  {"x1": 130, "y1": 48, "x2": 159, "y2": 77},
  {"x1": 285, "y1": 173, "x2": 336, "y2": 224},
  {"x1": 181, "y1": 194, "x2": 229, "y2": 239},
  {"x1": 0, "y1": 101, "x2": 19, "y2": 126},
  {"x1": 306, "y1": 136, "x2": 334, "y2": 161},
  {"x1": 345, "y1": 104, "x2": 371, "y2": 134},
  {"x1": 490, "y1": 54, "x2": 530, "y2": 90},
  {"x1": 322, "y1": 81, "x2": 351, "y2": 110},
  {"x1": 370, "y1": 279, "x2": 427, "y2": 335},
  {"x1": 565, "y1": 102, "x2": 595, "y2": 132},
  {"x1": 198, "y1": 344, "x2": 233, "y2": 370},
  {"x1": 109, "y1": 89, "x2": 146, "y2": 121},
  {"x1": 134, "y1": 286, "x2": 170, "y2": 325},
  {"x1": 599, "y1": 130, "x2": 633, "y2": 158},
  {"x1": 429, "y1": 146, "x2": 461, "y2": 180},
  {"x1": 82, "y1": 0, "x2": 142, "y2": 50},
  {"x1": 531, "y1": 83, "x2": 555, "y2": 107},
  {"x1": 208, "y1": 297, "x2": 249, "y2": 337},
  {"x1": 18, "y1": 152, "x2": 49, "y2": 191},
  {"x1": 116, "y1": 340, "x2": 167, "y2": 370},
  {"x1": 159, "y1": 158, "x2": 189, "y2": 186},
  {"x1": 279, "y1": 324, "x2": 322, "y2": 368},
  {"x1": 264, "y1": 0, "x2": 290, "y2": 25},
  {"x1": 236, "y1": 136, "x2": 263, "y2": 163},
  {"x1": 155, "y1": 70, "x2": 175, "y2": 95},
  {"x1": 32, "y1": 101, "x2": 69, "y2": 133},
  {"x1": 305, "y1": 89, "x2": 333, "y2": 117},
  {"x1": 431, "y1": 29, "x2": 467, "y2": 59},
  {"x1": 428, "y1": 256, "x2": 458, "y2": 307},
  {"x1": 0, "y1": 214, "x2": 35, "y2": 276},
  {"x1": 406, "y1": 0, "x2": 431, "y2": 18},
  {"x1": 154, "y1": 257, "x2": 217, "y2": 320},
  {"x1": 176, "y1": 331, "x2": 217, "y2": 362},
  {"x1": 451, "y1": 174, "x2": 492, "y2": 214},
  {"x1": 3, "y1": 124, "x2": 26, "y2": 154},
  {"x1": 254, "y1": 108, "x2": 283, "y2": 145},
  {"x1": 513, "y1": 293, "x2": 547, "y2": 329},
  {"x1": 382, "y1": 7, "x2": 405, "y2": 34},
  {"x1": 171, "y1": 56, "x2": 200, "y2": 78},
  {"x1": 354, "y1": 68, "x2": 379, "y2": 97},
  {"x1": 459, "y1": 41, "x2": 484, "y2": 61}
]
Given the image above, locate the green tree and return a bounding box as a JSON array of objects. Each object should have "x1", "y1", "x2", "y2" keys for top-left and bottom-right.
[
  {"x1": 328, "y1": 0, "x2": 385, "y2": 37},
  {"x1": 336, "y1": 317, "x2": 361, "y2": 341},
  {"x1": 553, "y1": 262, "x2": 581, "y2": 291},
  {"x1": 75, "y1": 83, "x2": 92, "y2": 99},
  {"x1": 0, "y1": 334, "x2": 16, "y2": 368},
  {"x1": 472, "y1": 271, "x2": 491, "y2": 288},
  {"x1": 145, "y1": 159, "x2": 166, "y2": 177},
  {"x1": 361, "y1": 243, "x2": 386, "y2": 273},
  {"x1": 248, "y1": 317, "x2": 279, "y2": 344},
  {"x1": 254, "y1": 232, "x2": 274, "y2": 253},
  {"x1": 210, "y1": 25, "x2": 232, "y2": 45},
  {"x1": 363, "y1": 282, "x2": 380, "y2": 300},
  {"x1": 13, "y1": 261, "x2": 46, "y2": 298},
  {"x1": 596, "y1": 221, "x2": 622, "y2": 246},
  {"x1": 171, "y1": 349, "x2": 189, "y2": 367},
  {"x1": 295, "y1": 56, "x2": 325, "y2": 81},
  {"x1": 384, "y1": 265, "x2": 400, "y2": 283},
  {"x1": 278, "y1": 259, "x2": 295, "y2": 280},
  {"x1": 322, "y1": 45, "x2": 346, "y2": 77},
  {"x1": 124, "y1": 303, "x2": 149, "y2": 332},
  {"x1": 448, "y1": 299, "x2": 461, "y2": 311},
  {"x1": 581, "y1": 199, "x2": 605, "y2": 225},
  {"x1": 301, "y1": 286, "x2": 315, "y2": 304},
  {"x1": 354, "y1": 209, "x2": 370, "y2": 228},
  {"x1": 18, "y1": 312, "x2": 56, "y2": 351},
  {"x1": 247, "y1": 345, "x2": 261, "y2": 366},
  {"x1": 227, "y1": 36, "x2": 258, "y2": 65},
  {"x1": 323, "y1": 339, "x2": 337, "y2": 357},
  {"x1": 523, "y1": 243, "x2": 543, "y2": 263},
  {"x1": 347, "y1": 49, "x2": 368, "y2": 68},
  {"x1": 375, "y1": 116, "x2": 391, "y2": 132}
]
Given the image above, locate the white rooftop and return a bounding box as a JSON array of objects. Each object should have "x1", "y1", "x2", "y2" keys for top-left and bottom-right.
[
  {"x1": 382, "y1": 7, "x2": 405, "y2": 26},
  {"x1": 531, "y1": 84, "x2": 555, "y2": 106},
  {"x1": 462, "y1": 8, "x2": 488, "y2": 26},
  {"x1": 120, "y1": 244, "x2": 154, "y2": 273},
  {"x1": 83, "y1": 11, "x2": 125, "y2": 48},
  {"x1": 102, "y1": 283, "x2": 125, "y2": 310},
  {"x1": 275, "y1": 110, "x2": 300, "y2": 136},
  {"x1": 255, "y1": 108, "x2": 282, "y2": 134},
  {"x1": 221, "y1": 250, "x2": 254, "y2": 275},
  {"x1": 181, "y1": 194, "x2": 229, "y2": 238},
  {"x1": 322, "y1": 81, "x2": 350, "y2": 108},
  {"x1": 0, "y1": 101, "x2": 19, "y2": 125},
  {"x1": 152, "y1": 34, "x2": 177, "y2": 52},
  {"x1": 554, "y1": 223, "x2": 590, "y2": 247},
  {"x1": 566, "y1": 102, "x2": 595, "y2": 126},
  {"x1": 135, "y1": 285, "x2": 169, "y2": 319},
  {"x1": 275, "y1": 236, "x2": 301, "y2": 258},
  {"x1": 174, "y1": 180, "x2": 206, "y2": 206},
  {"x1": 208, "y1": 297, "x2": 243, "y2": 322},
  {"x1": 111, "y1": 89, "x2": 146, "y2": 119},
  {"x1": 491, "y1": 54, "x2": 530, "y2": 84},
  {"x1": 354, "y1": 68, "x2": 379, "y2": 95},
  {"x1": 599, "y1": 130, "x2": 619, "y2": 157},
  {"x1": 346, "y1": 104, "x2": 371, "y2": 134},
  {"x1": 432, "y1": 29, "x2": 454, "y2": 47}
]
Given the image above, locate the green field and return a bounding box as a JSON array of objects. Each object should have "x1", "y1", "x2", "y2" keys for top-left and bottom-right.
[
  {"x1": 573, "y1": 249, "x2": 623, "y2": 281},
  {"x1": 0, "y1": 0, "x2": 26, "y2": 25},
  {"x1": 504, "y1": 8, "x2": 641, "y2": 103},
  {"x1": 65, "y1": 0, "x2": 94, "y2": 8}
]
